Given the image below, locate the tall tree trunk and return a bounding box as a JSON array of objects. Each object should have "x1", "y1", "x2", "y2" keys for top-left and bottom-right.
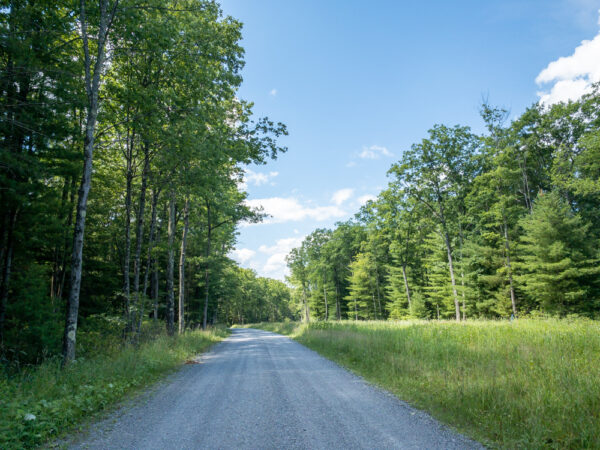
[
  {"x1": 178, "y1": 197, "x2": 189, "y2": 334},
  {"x1": 165, "y1": 188, "x2": 176, "y2": 336},
  {"x1": 62, "y1": 0, "x2": 118, "y2": 366},
  {"x1": 503, "y1": 218, "x2": 517, "y2": 316},
  {"x1": 122, "y1": 141, "x2": 133, "y2": 332},
  {"x1": 202, "y1": 204, "x2": 211, "y2": 330},
  {"x1": 442, "y1": 227, "x2": 461, "y2": 322},
  {"x1": 302, "y1": 284, "x2": 310, "y2": 323},
  {"x1": 132, "y1": 142, "x2": 149, "y2": 332},
  {"x1": 142, "y1": 189, "x2": 159, "y2": 325}
]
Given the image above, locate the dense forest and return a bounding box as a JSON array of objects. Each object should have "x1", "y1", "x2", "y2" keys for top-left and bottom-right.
[
  {"x1": 3, "y1": 0, "x2": 600, "y2": 372},
  {"x1": 0, "y1": 0, "x2": 297, "y2": 367},
  {"x1": 287, "y1": 92, "x2": 600, "y2": 321}
]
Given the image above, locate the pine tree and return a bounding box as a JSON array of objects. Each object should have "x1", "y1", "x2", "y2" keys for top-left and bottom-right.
[
  {"x1": 346, "y1": 252, "x2": 377, "y2": 319},
  {"x1": 516, "y1": 191, "x2": 599, "y2": 315}
]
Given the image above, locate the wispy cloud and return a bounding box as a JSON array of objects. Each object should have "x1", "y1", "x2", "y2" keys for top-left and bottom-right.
[
  {"x1": 331, "y1": 188, "x2": 354, "y2": 205},
  {"x1": 269, "y1": 88, "x2": 278, "y2": 96},
  {"x1": 358, "y1": 145, "x2": 393, "y2": 159},
  {"x1": 230, "y1": 248, "x2": 256, "y2": 264},
  {"x1": 245, "y1": 197, "x2": 346, "y2": 223},
  {"x1": 239, "y1": 169, "x2": 279, "y2": 190},
  {"x1": 259, "y1": 237, "x2": 304, "y2": 278},
  {"x1": 536, "y1": 13, "x2": 600, "y2": 104}
]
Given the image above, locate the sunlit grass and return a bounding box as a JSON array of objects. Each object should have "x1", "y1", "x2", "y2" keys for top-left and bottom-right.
[
  {"x1": 246, "y1": 319, "x2": 600, "y2": 449},
  {"x1": 0, "y1": 326, "x2": 228, "y2": 449}
]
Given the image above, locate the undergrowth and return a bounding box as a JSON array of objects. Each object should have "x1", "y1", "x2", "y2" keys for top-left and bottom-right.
[{"x1": 0, "y1": 325, "x2": 228, "y2": 449}]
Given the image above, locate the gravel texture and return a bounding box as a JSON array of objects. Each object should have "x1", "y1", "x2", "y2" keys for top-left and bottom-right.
[{"x1": 69, "y1": 328, "x2": 483, "y2": 449}]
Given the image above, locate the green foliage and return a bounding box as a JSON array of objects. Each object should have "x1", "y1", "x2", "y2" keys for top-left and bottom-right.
[
  {"x1": 1, "y1": 0, "x2": 288, "y2": 366},
  {"x1": 287, "y1": 89, "x2": 600, "y2": 321},
  {"x1": 346, "y1": 252, "x2": 377, "y2": 319},
  {"x1": 217, "y1": 265, "x2": 297, "y2": 325},
  {"x1": 2, "y1": 264, "x2": 63, "y2": 366},
  {"x1": 516, "y1": 191, "x2": 600, "y2": 315}
]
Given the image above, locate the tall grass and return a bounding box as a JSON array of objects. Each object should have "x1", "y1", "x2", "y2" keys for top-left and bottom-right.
[
  {"x1": 246, "y1": 319, "x2": 600, "y2": 449},
  {"x1": 0, "y1": 327, "x2": 227, "y2": 449}
]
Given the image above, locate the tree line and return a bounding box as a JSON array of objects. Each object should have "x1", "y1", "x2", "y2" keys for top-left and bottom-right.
[
  {"x1": 287, "y1": 91, "x2": 600, "y2": 321},
  {"x1": 0, "y1": 0, "x2": 294, "y2": 367}
]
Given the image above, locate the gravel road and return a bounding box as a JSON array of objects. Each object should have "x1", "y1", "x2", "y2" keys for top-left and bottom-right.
[{"x1": 70, "y1": 328, "x2": 482, "y2": 449}]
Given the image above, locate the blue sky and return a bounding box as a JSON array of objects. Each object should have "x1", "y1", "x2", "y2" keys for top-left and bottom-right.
[{"x1": 221, "y1": 0, "x2": 600, "y2": 280}]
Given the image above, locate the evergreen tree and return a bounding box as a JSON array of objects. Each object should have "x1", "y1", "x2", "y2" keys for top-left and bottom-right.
[{"x1": 516, "y1": 191, "x2": 599, "y2": 315}]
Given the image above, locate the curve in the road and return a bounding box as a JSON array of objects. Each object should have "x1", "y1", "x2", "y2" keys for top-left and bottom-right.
[{"x1": 69, "y1": 328, "x2": 482, "y2": 449}]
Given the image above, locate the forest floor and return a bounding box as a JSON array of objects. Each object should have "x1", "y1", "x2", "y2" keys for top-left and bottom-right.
[
  {"x1": 65, "y1": 328, "x2": 480, "y2": 449},
  {"x1": 243, "y1": 319, "x2": 600, "y2": 449},
  {"x1": 1, "y1": 327, "x2": 227, "y2": 449}
]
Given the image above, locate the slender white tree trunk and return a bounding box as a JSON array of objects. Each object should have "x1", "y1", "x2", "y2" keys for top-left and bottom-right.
[
  {"x1": 63, "y1": 0, "x2": 118, "y2": 366},
  {"x1": 178, "y1": 197, "x2": 189, "y2": 334}
]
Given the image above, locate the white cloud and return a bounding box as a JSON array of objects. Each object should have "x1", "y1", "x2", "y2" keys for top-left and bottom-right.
[
  {"x1": 259, "y1": 236, "x2": 304, "y2": 278},
  {"x1": 536, "y1": 21, "x2": 600, "y2": 104},
  {"x1": 259, "y1": 237, "x2": 303, "y2": 256},
  {"x1": 245, "y1": 197, "x2": 346, "y2": 223},
  {"x1": 230, "y1": 248, "x2": 256, "y2": 264},
  {"x1": 270, "y1": 88, "x2": 278, "y2": 96},
  {"x1": 331, "y1": 188, "x2": 354, "y2": 205},
  {"x1": 263, "y1": 253, "x2": 289, "y2": 277},
  {"x1": 346, "y1": 161, "x2": 357, "y2": 168},
  {"x1": 357, "y1": 194, "x2": 376, "y2": 205},
  {"x1": 358, "y1": 145, "x2": 393, "y2": 159},
  {"x1": 239, "y1": 169, "x2": 279, "y2": 190}
]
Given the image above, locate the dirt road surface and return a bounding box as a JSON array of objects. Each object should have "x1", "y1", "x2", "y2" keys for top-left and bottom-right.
[{"x1": 69, "y1": 328, "x2": 482, "y2": 449}]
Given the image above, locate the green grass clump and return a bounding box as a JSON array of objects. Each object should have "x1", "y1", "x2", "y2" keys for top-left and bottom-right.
[
  {"x1": 246, "y1": 319, "x2": 600, "y2": 449},
  {"x1": 0, "y1": 327, "x2": 227, "y2": 449}
]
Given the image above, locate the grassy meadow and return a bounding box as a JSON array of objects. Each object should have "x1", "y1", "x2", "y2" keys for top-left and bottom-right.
[
  {"x1": 0, "y1": 327, "x2": 228, "y2": 449},
  {"x1": 243, "y1": 319, "x2": 600, "y2": 449}
]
